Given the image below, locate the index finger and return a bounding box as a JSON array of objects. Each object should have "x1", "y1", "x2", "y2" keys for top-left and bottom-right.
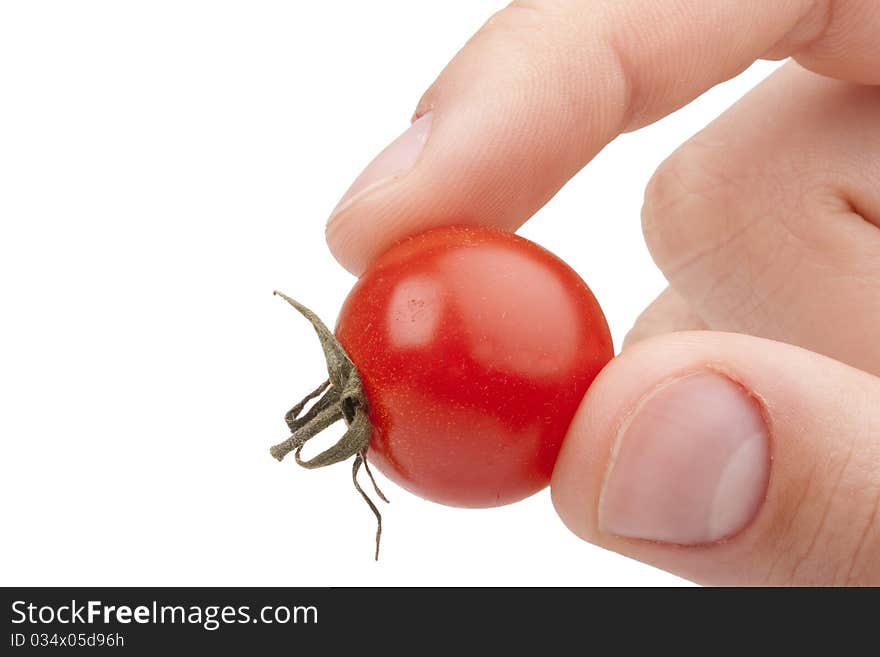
[{"x1": 325, "y1": 0, "x2": 880, "y2": 274}]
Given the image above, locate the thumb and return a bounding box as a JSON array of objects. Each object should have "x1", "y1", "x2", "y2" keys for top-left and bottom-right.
[{"x1": 551, "y1": 331, "x2": 880, "y2": 586}]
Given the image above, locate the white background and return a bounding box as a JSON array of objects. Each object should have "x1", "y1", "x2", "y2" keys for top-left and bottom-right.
[{"x1": 0, "y1": 1, "x2": 782, "y2": 586}]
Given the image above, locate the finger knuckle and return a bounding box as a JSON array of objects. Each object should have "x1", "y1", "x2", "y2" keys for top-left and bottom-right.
[{"x1": 641, "y1": 137, "x2": 743, "y2": 280}]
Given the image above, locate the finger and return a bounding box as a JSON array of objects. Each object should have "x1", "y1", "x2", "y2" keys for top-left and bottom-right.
[
  {"x1": 641, "y1": 62, "x2": 880, "y2": 375},
  {"x1": 622, "y1": 287, "x2": 707, "y2": 350},
  {"x1": 325, "y1": 0, "x2": 880, "y2": 274},
  {"x1": 551, "y1": 331, "x2": 880, "y2": 586}
]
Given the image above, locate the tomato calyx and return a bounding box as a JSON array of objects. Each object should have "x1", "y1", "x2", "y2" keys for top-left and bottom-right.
[{"x1": 269, "y1": 291, "x2": 389, "y2": 560}]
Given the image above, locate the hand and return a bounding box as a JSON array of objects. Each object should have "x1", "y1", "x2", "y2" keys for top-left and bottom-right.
[{"x1": 323, "y1": 1, "x2": 880, "y2": 585}]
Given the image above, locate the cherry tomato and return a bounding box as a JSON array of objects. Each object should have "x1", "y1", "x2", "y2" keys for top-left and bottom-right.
[{"x1": 334, "y1": 225, "x2": 613, "y2": 507}]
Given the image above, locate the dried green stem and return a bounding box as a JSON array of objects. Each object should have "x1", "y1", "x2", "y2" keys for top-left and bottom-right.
[
  {"x1": 269, "y1": 291, "x2": 389, "y2": 560},
  {"x1": 352, "y1": 452, "x2": 382, "y2": 561},
  {"x1": 284, "y1": 379, "x2": 331, "y2": 432}
]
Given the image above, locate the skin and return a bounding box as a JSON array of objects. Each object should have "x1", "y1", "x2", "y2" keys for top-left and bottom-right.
[{"x1": 324, "y1": 1, "x2": 880, "y2": 585}]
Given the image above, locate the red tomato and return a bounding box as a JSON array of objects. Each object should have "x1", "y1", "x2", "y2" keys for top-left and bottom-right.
[{"x1": 334, "y1": 225, "x2": 612, "y2": 507}]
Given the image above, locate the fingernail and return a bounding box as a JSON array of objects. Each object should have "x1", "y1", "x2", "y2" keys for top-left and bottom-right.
[
  {"x1": 599, "y1": 371, "x2": 770, "y2": 544},
  {"x1": 328, "y1": 113, "x2": 432, "y2": 224}
]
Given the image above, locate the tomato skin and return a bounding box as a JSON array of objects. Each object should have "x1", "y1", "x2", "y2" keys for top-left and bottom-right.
[{"x1": 335, "y1": 225, "x2": 612, "y2": 507}]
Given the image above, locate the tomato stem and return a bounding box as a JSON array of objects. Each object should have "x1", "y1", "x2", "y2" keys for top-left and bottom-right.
[{"x1": 269, "y1": 291, "x2": 388, "y2": 560}]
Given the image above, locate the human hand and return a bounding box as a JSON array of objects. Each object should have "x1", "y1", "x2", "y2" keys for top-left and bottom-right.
[{"x1": 323, "y1": 1, "x2": 880, "y2": 585}]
